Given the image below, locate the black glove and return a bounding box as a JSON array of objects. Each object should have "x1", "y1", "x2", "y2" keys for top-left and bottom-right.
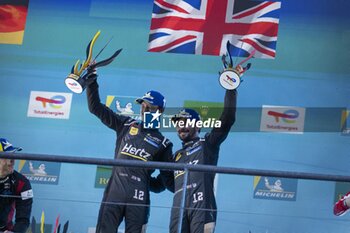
[
  {"x1": 149, "y1": 175, "x2": 166, "y2": 193},
  {"x1": 81, "y1": 68, "x2": 98, "y2": 87}
]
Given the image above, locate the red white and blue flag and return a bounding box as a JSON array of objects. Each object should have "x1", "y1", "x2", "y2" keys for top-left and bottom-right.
[{"x1": 148, "y1": 0, "x2": 281, "y2": 58}]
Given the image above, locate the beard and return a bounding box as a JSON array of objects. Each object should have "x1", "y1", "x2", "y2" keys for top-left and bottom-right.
[
  {"x1": 5, "y1": 164, "x2": 14, "y2": 175},
  {"x1": 177, "y1": 128, "x2": 196, "y2": 142},
  {"x1": 0, "y1": 163, "x2": 14, "y2": 177}
]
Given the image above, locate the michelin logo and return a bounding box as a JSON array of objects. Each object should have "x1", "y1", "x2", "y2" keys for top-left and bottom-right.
[{"x1": 121, "y1": 143, "x2": 151, "y2": 161}]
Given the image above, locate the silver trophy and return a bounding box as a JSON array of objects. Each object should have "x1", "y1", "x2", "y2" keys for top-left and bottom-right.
[{"x1": 219, "y1": 41, "x2": 255, "y2": 90}]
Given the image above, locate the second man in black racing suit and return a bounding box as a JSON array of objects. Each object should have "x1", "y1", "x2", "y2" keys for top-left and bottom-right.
[
  {"x1": 152, "y1": 65, "x2": 239, "y2": 233},
  {"x1": 169, "y1": 88, "x2": 236, "y2": 233}
]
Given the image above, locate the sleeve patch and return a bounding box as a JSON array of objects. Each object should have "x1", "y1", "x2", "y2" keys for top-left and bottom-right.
[{"x1": 21, "y1": 189, "x2": 34, "y2": 200}]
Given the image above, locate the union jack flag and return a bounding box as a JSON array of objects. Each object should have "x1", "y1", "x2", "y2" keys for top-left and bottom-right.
[{"x1": 148, "y1": 0, "x2": 281, "y2": 59}]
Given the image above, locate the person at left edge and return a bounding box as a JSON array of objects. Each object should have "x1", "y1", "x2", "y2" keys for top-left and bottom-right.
[
  {"x1": 334, "y1": 191, "x2": 350, "y2": 216},
  {"x1": 0, "y1": 138, "x2": 33, "y2": 233},
  {"x1": 85, "y1": 71, "x2": 173, "y2": 233}
]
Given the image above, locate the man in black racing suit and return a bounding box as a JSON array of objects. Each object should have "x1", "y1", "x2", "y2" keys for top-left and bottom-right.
[
  {"x1": 86, "y1": 75, "x2": 173, "y2": 233},
  {"x1": 170, "y1": 89, "x2": 236, "y2": 233},
  {"x1": 154, "y1": 65, "x2": 239, "y2": 233},
  {"x1": 0, "y1": 138, "x2": 33, "y2": 233}
]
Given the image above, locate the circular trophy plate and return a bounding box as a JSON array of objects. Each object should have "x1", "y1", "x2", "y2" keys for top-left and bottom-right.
[
  {"x1": 219, "y1": 70, "x2": 241, "y2": 90},
  {"x1": 65, "y1": 74, "x2": 83, "y2": 94}
]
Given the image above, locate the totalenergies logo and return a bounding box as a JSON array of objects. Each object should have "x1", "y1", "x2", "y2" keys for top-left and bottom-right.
[
  {"x1": 35, "y1": 95, "x2": 66, "y2": 109},
  {"x1": 67, "y1": 82, "x2": 79, "y2": 87},
  {"x1": 268, "y1": 109, "x2": 299, "y2": 123}
]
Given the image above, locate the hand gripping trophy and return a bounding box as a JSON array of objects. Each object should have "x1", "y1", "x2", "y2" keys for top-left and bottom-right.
[
  {"x1": 219, "y1": 41, "x2": 255, "y2": 90},
  {"x1": 65, "y1": 30, "x2": 122, "y2": 94}
]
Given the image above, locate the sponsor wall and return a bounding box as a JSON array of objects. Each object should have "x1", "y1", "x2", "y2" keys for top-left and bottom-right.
[
  {"x1": 18, "y1": 160, "x2": 61, "y2": 185},
  {"x1": 253, "y1": 176, "x2": 298, "y2": 201},
  {"x1": 27, "y1": 91, "x2": 73, "y2": 119},
  {"x1": 0, "y1": 0, "x2": 349, "y2": 233}
]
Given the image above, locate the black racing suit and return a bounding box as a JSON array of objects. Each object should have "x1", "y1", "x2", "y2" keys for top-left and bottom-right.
[
  {"x1": 167, "y1": 90, "x2": 237, "y2": 233},
  {"x1": 0, "y1": 171, "x2": 33, "y2": 233},
  {"x1": 87, "y1": 80, "x2": 173, "y2": 233}
]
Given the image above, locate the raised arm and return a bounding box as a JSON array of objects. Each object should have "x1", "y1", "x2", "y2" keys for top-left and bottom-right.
[
  {"x1": 86, "y1": 79, "x2": 130, "y2": 132},
  {"x1": 206, "y1": 89, "x2": 237, "y2": 147}
]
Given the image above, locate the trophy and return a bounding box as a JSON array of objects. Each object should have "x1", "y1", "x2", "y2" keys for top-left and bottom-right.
[
  {"x1": 219, "y1": 41, "x2": 255, "y2": 90},
  {"x1": 65, "y1": 30, "x2": 122, "y2": 94}
]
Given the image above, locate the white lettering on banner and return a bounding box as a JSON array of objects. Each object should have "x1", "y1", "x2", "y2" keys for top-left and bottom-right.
[
  {"x1": 260, "y1": 105, "x2": 305, "y2": 133},
  {"x1": 34, "y1": 110, "x2": 65, "y2": 116},
  {"x1": 163, "y1": 118, "x2": 222, "y2": 128},
  {"x1": 266, "y1": 124, "x2": 298, "y2": 131},
  {"x1": 255, "y1": 191, "x2": 295, "y2": 199},
  {"x1": 26, "y1": 176, "x2": 58, "y2": 183},
  {"x1": 27, "y1": 91, "x2": 72, "y2": 119}
]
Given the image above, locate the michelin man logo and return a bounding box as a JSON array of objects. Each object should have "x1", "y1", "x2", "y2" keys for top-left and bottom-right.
[{"x1": 116, "y1": 100, "x2": 135, "y2": 115}]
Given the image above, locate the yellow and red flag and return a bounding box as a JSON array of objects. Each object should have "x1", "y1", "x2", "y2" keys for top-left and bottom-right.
[{"x1": 0, "y1": 0, "x2": 29, "y2": 45}]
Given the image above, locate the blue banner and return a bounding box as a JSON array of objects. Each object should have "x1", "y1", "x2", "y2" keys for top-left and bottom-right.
[{"x1": 253, "y1": 176, "x2": 298, "y2": 201}]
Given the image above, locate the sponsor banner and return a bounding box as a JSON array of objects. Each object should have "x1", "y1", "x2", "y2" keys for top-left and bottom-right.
[
  {"x1": 341, "y1": 109, "x2": 350, "y2": 135},
  {"x1": 18, "y1": 160, "x2": 61, "y2": 185},
  {"x1": 0, "y1": 0, "x2": 29, "y2": 45},
  {"x1": 143, "y1": 110, "x2": 222, "y2": 130},
  {"x1": 334, "y1": 182, "x2": 350, "y2": 203},
  {"x1": 27, "y1": 91, "x2": 72, "y2": 119},
  {"x1": 260, "y1": 105, "x2": 306, "y2": 133},
  {"x1": 303, "y1": 107, "x2": 343, "y2": 133},
  {"x1": 253, "y1": 176, "x2": 298, "y2": 201},
  {"x1": 184, "y1": 100, "x2": 223, "y2": 121},
  {"x1": 182, "y1": 100, "x2": 224, "y2": 132},
  {"x1": 106, "y1": 95, "x2": 141, "y2": 120},
  {"x1": 95, "y1": 166, "x2": 112, "y2": 188}
]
